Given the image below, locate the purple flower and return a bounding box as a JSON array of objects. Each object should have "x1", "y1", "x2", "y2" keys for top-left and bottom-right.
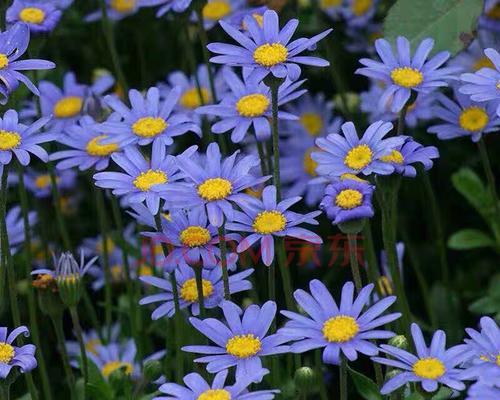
[
  {"x1": 372, "y1": 323, "x2": 467, "y2": 394},
  {"x1": 320, "y1": 178, "x2": 375, "y2": 224},
  {"x1": 225, "y1": 5, "x2": 268, "y2": 33},
  {"x1": 32, "y1": 250, "x2": 98, "y2": 281},
  {"x1": 50, "y1": 116, "x2": 122, "y2": 172},
  {"x1": 140, "y1": 263, "x2": 253, "y2": 318},
  {"x1": 208, "y1": 10, "x2": 332, "y2": 81},
  {"x1": 467, "y1": 381, "x2": 500, "y2": 400},
  {"x1": 163, "y1": 142, "x2": 269, "y2": 227},
  {"x1": 24, "y1": 167, "x2": 77, "y2": 199},
  {"x1": 195, "y1": 0, "x2": 246, "y2": 31},
  {"x1": 6, "y1": 205, "x2": 37, "y2": 252},
  {"x1": 66, "y1": 324, "x2": 121, "y2": 359},
  {"x1": 93, "y1": 142, "x2": 187, "y2": 215},
  {"x1": 6, "y1": 1, "x2": 62, "y2": 33},
  {"x1": 85, "y1": 0, "x2": 161, "y2": 22},
  {"x1": 449, "y1": 34, "x2": 499, "y2": 74},
  {"x1": 279, "y1": 280, "x2": 400, "y2": 365},
  {"x1": 102, "y1": 86, "x2": 200, "y2": 148},
  {"x1": 312, "y1": 121, "x2": 406, "y2": 178},
  {"x1": 320, "y1": 0, "x2": 343, "y2": 21},
  {"x1": 226, "y1": 185, "x2": 322, "y2": 266},
  {"x1": 356, "y1": 37, "x2": 456, "y2": 112},
  {"x1": 0, "y1": 23, "x2": 55, "y2": 103},
  {"x1": 155, "y1": 370, "x2": 279, "y2": 399},
  {"x1": 345, "y1": 22, "x2": 382, "y2": 55},
  {"x1": 0, "y1": 326, "x2": 37, "y2": 378},
  {"x1": 182, "y1": 300, "x2": 289, "y2": 383},
  {"x1": 460, "y1": 48, "x2": 500, "y2": 117},
  {"x1": 342, "y1": 0, "x2": 378, "y2": 27},
  {"x1": 154, "y1": 0, "x2": 192, "y2": 17},
  {"x1": 196, "y1": 68, "x2": 304, "y2": 142},
  {"x1": 428, "y1": 90, "x2": 500, "y2": 142},
  {"x1": 0, "y1": 109, "x2": 53, "y2": 168}
]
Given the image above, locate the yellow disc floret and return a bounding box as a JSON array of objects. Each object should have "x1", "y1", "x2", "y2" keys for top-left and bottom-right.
[
  {"x1": 198, "y1": 389, "x2": 231, "y2": 400},
  {"x1": 236, "y1": 94, "x2": 270, "y2": 117},
  {"x1": 0, "y1": 342, "x2": 15, "y2": 364},
  {"x1": 202, "y1": 0, "x2": 232, "y2": 20},
  {"x1": 322, "y1": 315, "x2": 359, "y2": 342},
  {"x1": 132, "y1": 117, "x2": 168, "y2": 138},
  {"x1": 86, "y1": 135, "x2": 119, "y2": 157},
  {"x1": 487, "y1": 5, "x2": 500, "y2": 19},
  {"x1": 110, "y1": 0, "x2": 135, "y2": 13},
  {"x1": 300, "y1": 112, "x2": 323, "y2": 136},
  {"x1": 0, "y1": 54, "x2": 9, "y2": 69},
  {"x1": 253, "y1": 210, "x2": 287, "y2": 234},
  {"x1": 320, "y1": 0, "x2": 342, "y2": 9},
  {"x1": 412, "y1": 358, "x2": 446, "y2": 380},
  {"x1": 377, "y1": 276, "x2": 393, "y2": 297},
  {"x1": 303, "y1": 147, "x2": 318, "y2": 176},
  {"x1": 53, "y1": 96, "x2": 83, "y2": 119},
  {"x1": 459, "y1": 107, "x2": 489, "y2": 132},
  {"x1": 335, "y1": 189, "x2": 363, "y2": 209},
  {"x1": 0, "y1": 130, "x2": 21, "y2": 150},
  {"x1": 380, "y1": 150, "x2": 404, "y2": 164},
  {"x1": 352, "y1": 0, "x2": 372, "y2": 16},
  {"x1": 226, "y1": 334, "x2": 262, "y2": 358},
  {"x1": 390, "y1": 67, "x2": 424, "y2": 88},
  {"x1": 253, "y1": 43, "x2": 288, "y2": 67},
  {"x1": 344, "y1": 144, "x2": 373, "y2": 170},
  {"x1": 35, "y1": 174, "x2": 53, "y2": 189},
  {"x1": 180, "y1": 87, "x2": 210, "y2": 109},
  {"x1": 101, "y1": 361, "x2": 133, "y2": 378},
  {"x1": 19, "y1": 7, "x2": 46, "y2": 24},
  {"x1": 473, "y1": 56, "x2": 495, "y2": 71},
  {"x1": 133, "y1": 170, "x2": 167, "y2": 191},
  {"x1": 85, "y1": 338, "x2": 101, "y2": 355},
  {"x1": 180, "y1": 278, "x2": 214, "y2": 302},
  {"x1": 197, "y1": 178, "x2": 233, "y2": 201},
  {"x1": 179, "y1": 226, "x2": 211, "y2": 247}
]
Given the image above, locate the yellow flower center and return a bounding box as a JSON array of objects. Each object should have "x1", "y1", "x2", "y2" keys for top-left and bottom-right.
[
  {"x1": 97, "y1": 237, "x2": 115, "y2": 254},
  {"x1": 487, "y1": 5, "x2": 500, "y2": 19},
  {"x1": 226, "y1": 334, "x2": 262, "y2": 358},
  {"x1": 253, "y1": 210, "x2": 287, "y2": 234},
  {"x1": 101, "y1": 361, "x2": 134, "y2": 378},
  {"x1": 86, "y1": 135, "x2": 119, "y2": 157},
  {"x1": 197, "y1": 178, "x2": 233, "y2": 201},
  {"x1": 245, "y1": 186, "x2": 263, "y2": 198},
  {"x1": 335, "y1": 189, "x2": 363, "y2": 209},
  {"x1": 390, "y1": 67, "x2": 424, "y2": 88},
  {"x1": 344, "y1": 144, "x2": 373, "y2": 170},
  {"x1": 0, "y1": 53, "x2": 9, "y2": 69},
  {"x1": 303, "y1": 148, "x2": 318, "y2": 176},
  {"x1": 110, "y1": 265, "x2": 123, "y2": 281},
  {"x1": 380, "y1": 150, "x2": 404, "y2": 164},
  {"x1": 352, "y1": 0, "x2": 372, "y2": 16},
  {"x1": 322, "y1": 315, "x2": 359, "y2": 342},
  {"x1": 473, "y1": 56, "x2": 495, "y2": 71},
  {"x1": 179, "y1": 226, "x2": 211, "y2": 247},
  {"x1": 377, "y1": 276, "x2": 393, "y2": 296},
  {"x1": 459, "y1": 106, "x2": 489, "y2": 132},
  {"x1": 54, "y1": 96, "x2": 83, "y2": 119},
  {"x1": 340, "y1": 173, "x2": 367, "y2": 183},
  {"x1": 236, "y1": 94, "x2": 270, "y2": 117},
  {"x1": 300, "y1": 112, "x2": 323, "y2": 136},
  {"x1": 180, "y1": 278, "x2": 214, "y2": 302},
  {"x1": 85, "y1": 339, "x2": 101, "y2": 355},
  {"x1": 320, "y1": 0, "x2": 342, "y2": 9},
  {"x1": 35, "y1": 174, "x2": 53, "y2": 189},
  {"x1": 110, "y1": 0, "x2": 135, "y2": 13},
  {"x1": 497, "y1": 354, "x2": 500, "y2": 366},
  {"x1": 19, "y1": 7, "x2": 46, "y2": 24},
  {"x1": 0, "y1": 130, "x2": 21, "y2": 150},
  {"x1": 0, "y1": 342, "x2": 15, "y2": 364},
  {"x1": 242, "y1": 13, "x2": 264, "y2": 30},
  {"x1": 132, "y1": 117, "x2": 168, "y2": 138},
  {"x1": 197, "y1": 389, "x2": 231, "y2": 400},
  {"x1": 180, "y1": 87, "x2": 211, "y2": 109},
  {"x1": 253, "y1": 43, "x2": 288, "y2": 67},
  {"x1": 138, "y1": 264, "x2": 153, "y2": 277},
  {"x1": 202, "y1": 0, "x2": 232, "y2": 21},
  {"x1": 412, "y1": 358, "x2": 446, "y2": 380},
  {"x1": 133, "y1": 169, "x2": 167, "y2": 191}
]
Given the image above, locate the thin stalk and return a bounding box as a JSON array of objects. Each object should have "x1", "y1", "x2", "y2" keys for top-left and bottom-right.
[
  {"x1": 362, "y1": 222, "x2": 383, "y2": 294},
  {"x1": 347, "y1": 233, "x2": 363, "y2": 292},
  {"x1": 276, "y1": 237, "x2": 295, "y2": 311},
  {"x1": 69, "y1": 307, "x2": 89, "y2": 391},
  {"x1": 218, "y1": 224, "x2": 231, "y2": 300},
  {"x1": 315, "y1": 349, "x2": 328, "y2": 400},
  {"x1": 269, "y1": 78, "x2": 282, "y2": 200},
  {"x1": 0, "y1": 385, "x2": 10, "y2": 400},
  {"x1": 47, "y1": 163, "x2": 71, "y2": 250},
  {"x1": 17, "y1": 164, "x2": 53, "y2": 400},
  {"x1": 193, "y1": 265, "x2": 206, "y2": 319},
  {"x1": 325, "y1": 43, "x2": 352, "y2": 121},
  {"x1": 396, "y1": 105, "x2": 408, "y2": 135},
  {"x1": 268, "y1": 258, "x2": 276, "y2": 304},
  {"x1": 0, "y1": 166, "x2": 6, "y2": 312},
  {"x1": 50, "y1": 316, "x2": 77, "y2": 400},
  {"x1": 477, "y1": 138, "x2": 500, "y2": 223},
  {"x1": 256, "y1": 139, "x2": 268, "y2": 176},
  {"x1": 83, "y1": 289, "x2": 104, "y2": 342},
  {"x1": 340, "y1": 357, "x2": 348, "y2": 400}
]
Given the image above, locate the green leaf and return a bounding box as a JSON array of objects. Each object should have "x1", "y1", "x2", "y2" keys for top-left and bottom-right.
[
  {"x1": 384, "y1": 0, "x2": 484, "y2": 56},
  {"x1": 430, "y1": 283, "x2": 462, "y2": 343},
  {"x1": 448, "y1": 229, "x2": 495, "y2": 250},
  {"x1": 404, "y1": 394, "x2": 424, "y2": 400},
  {"x1": 86, "y1": 359, "x2": 114, "y2": 400},
  {"x1": 451, "y1": 168, "x2": 492, "y2": 219},
  {"x1": 347, "y1": 366, "x2": 383, "y2": 400},
  {"x1": 432, "y1": 387, "x2": 454, "y2": 399}
]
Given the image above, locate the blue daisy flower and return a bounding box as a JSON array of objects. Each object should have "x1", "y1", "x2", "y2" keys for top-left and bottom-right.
[
  {"x1": 196, "y1": 68, "x2": 304, "y2": 142},
  {"x1": 356, "y1": 37, "x2": 457, "y2": 112},
  {"x1": 6, "y1": 205, "x2": 37, "y2": 253},
  {"x1": 225, "y1": 5, "x2": 268, "y2": 33},
  {"x1": 0, "y1": 326, "x2": 37, "y2": 379},
  {"x1": 50, "y1": 116, "x2": 122, "y2": 172},
  {"x1": 372, "y1": 323, "x2": 467, "y2": 394},
  {"x1": 154, "y1": 0, "x2": 192, "y2": 17},
  {"x1": 102, "y1": 86, "x2": 200, "y2": 147},
  {"x1": 319, "y1": 0, "x2": 343, "y2": 21},
  {"x1": 93, "y1": 142, "x2": 187, "y2": 215},
  {"x1": 345, "y1": 22, "x2": 382, "y2": 55},
  {"x1": 342, "y1": 0, "x2": 378, "y2": 27},
  {"x1": 312, "y1": 121, "x2": 406, "y2": 178},
  {"x1": 85, "y1": 0, "x2": 161, "y2": 22},
  {"x1": 66, "y1": 324, "x2": 121, "y2": 359},
  {"x1": 195, "y1": 0, "x2": 246, "y2": 31},
  {"x1": 155, "y1": 370, "x2": 279, "y2": 399},
  {"x1": 226, "y1": 185, "x2": 322, "y2": 266},
  {"x1": 0, "y1": 109, "x2": 53, "y2": 168},
  {"x1": 182, "y1": 300, "x2": 290, "y2": 383},
  {"x1": 163, "y1": 142, "x2": 269, "y2": 227},
  {"x1": 460, "y1": 48, "x2": 500, "y2": 116},
  {"x1": 467, "y1": 381, "x2": 500, "y2": 400},
  {"x1": 208, "y1": 10, "x2": 332, "y2": 81},
  {"x1": 6, "y1": 1, "x2": 62, "y2": 33},
  {"x1": 279, "y1": 280, "x2": 400, "y2": 365},
  {"x1": 428, "y1": 90, "x2": 500, "y2": 142},
  {"x1": 140, "y1": 263, "x2": 253, "y2": 319},
  {"x1": 449, "y1": 33, "x2": 500, "y2": 74},
  {"x1": 24, "y1": 168, "x2": 77, "y2": 199},
  {"x1": 480, "y1": 1, "x2": 500, "y2": 33}
]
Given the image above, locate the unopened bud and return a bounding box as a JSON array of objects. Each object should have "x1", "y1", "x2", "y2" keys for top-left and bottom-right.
[
  {"x1": 143, "y1": 360, "x2": 162, "y2": 382},
  {"x1": 389, "y1": 335, "x2": 408, "y2": 350},
  {"x1": 294, "y1": 366, "x2": 316, "y2": 394}
]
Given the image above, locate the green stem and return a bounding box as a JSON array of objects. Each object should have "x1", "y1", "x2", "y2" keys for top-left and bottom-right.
[
  {"x1": 0, "y1": 385, "x2": 10, "y2": 400},
  {"x1": 362, "y1": 222, "x2": 383, "y2": 294},
  {"x1": 477, "y1": 138, "x2": 500, "y2": 223},
  {"x1": 69, "y1": 307, "x2": 89, "y2": 391},
  {"x1": 256, "y1": 139, "x2": 268, "y2": 176},
  {"x1": 315, "y1": 349, "x2": 328, "y2": 400},
  {"x1": 325, "y1": 42, "x2": 352, "y2": 121},
  {"x1": 396, "y1": 104, "x2": 408, "y2": 135},
  {"x1": 0, "y1": 166, "x2": 6, "y2": 313},
  {"x1": 47, "y1": 163, "x2": 71, "y2": 250},
  {"x1": 269, "y1": 78, "x2": 282, "y2": 200},
  {"x1": 347, "y1": 233, "x2": 363, "y2": 292},
  {"x1": 50, "y1": 315, "x2": 77, "y2": 400},
  {"x1": 218, "y1": 225, "x2": 231, "y2": 300},
  {"x1": 16, "y1": 164, "x2": 53, "y2": 400},
  {"x1": 340, "y1": 357, "x2": 348, "y2": 400},
  {"x1": 276, "y1": 237, "x2": 295, "y2": 311},
  {"x1": 193, "y1": 265, "x2": 206, "y2": 319}
]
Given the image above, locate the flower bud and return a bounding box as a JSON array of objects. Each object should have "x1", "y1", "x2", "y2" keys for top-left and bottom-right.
[
  {"x1": 56, "y1": 252, "x2": 83, "y2": 307},
  {"x1": 294, "y1": 366, "x2": 316, "y2": 395},
  {"x1": 389, "y1": 335, "x2": 408, "y2": 350},
  {"x1": 143, "y1": 360, "x2": 162, "y2": 382}
]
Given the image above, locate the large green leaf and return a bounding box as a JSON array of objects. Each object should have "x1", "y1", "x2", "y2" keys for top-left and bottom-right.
[
  {"x1": 451, "y1": 168, "x2": 491, "y2": 219},
  {"x1": 347, "y1": 366, "x2": 383, "y2": 400},
  {"x1": 448, "y1": 229, "x2": 495, "y2": 250},
  {"x1": 384, "y1": 0, "x2": 483, "y2": 56}
]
